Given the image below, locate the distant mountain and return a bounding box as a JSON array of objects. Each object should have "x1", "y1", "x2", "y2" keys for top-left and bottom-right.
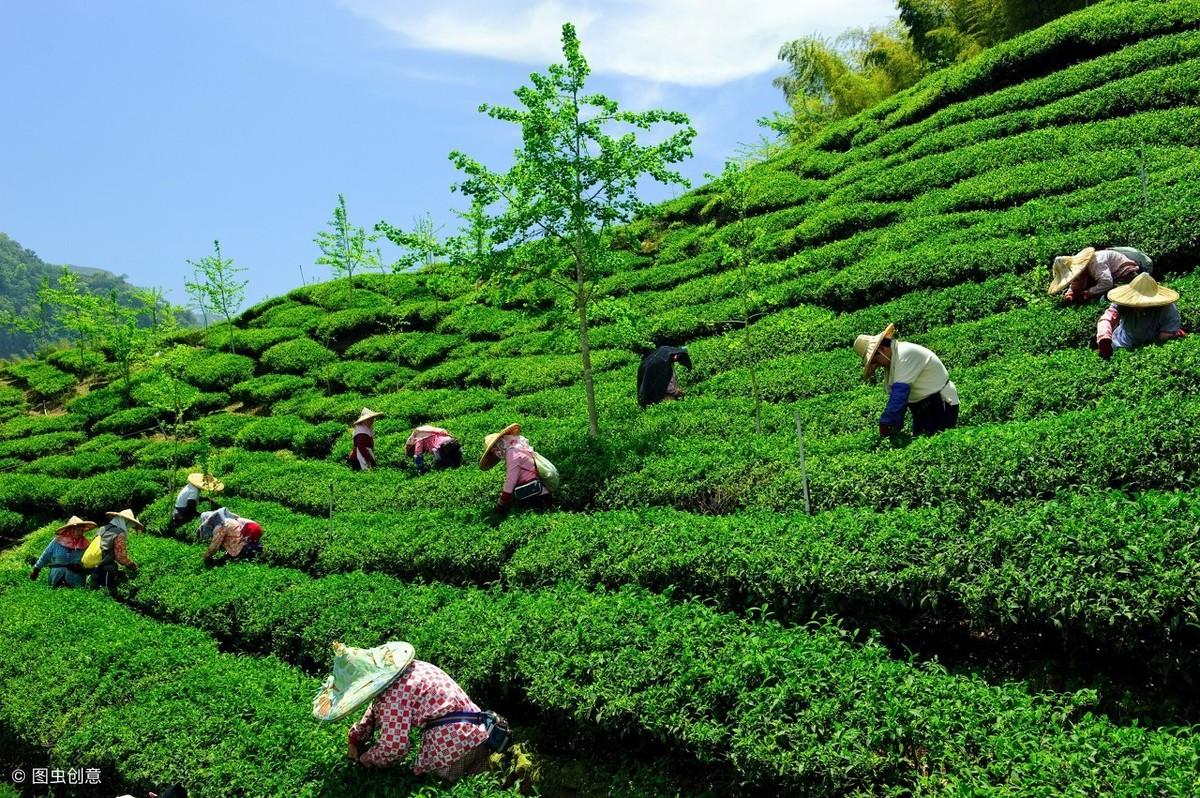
[{"x1": 0, "y1": 232, "x2": 196, "y2": 360}]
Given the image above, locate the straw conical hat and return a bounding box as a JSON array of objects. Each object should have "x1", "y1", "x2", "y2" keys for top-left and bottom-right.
[
  {"x1": 312, "y1": 641, "x2": 415, "y2": 722},
  {"x1": 55, "y1": 515, "x2": 96, "y2": 535},
  {"x1": 353, "y1": 408, "x2": 383, "y2": 425},
  {"x1": 1107, "y1": 272, "x2": 1178, "y2": 308},
  {"x1": 1047, "y1": 247, "x2": 1095, "y2": 295},
  {"x1": 479, "y1": 423, "x2": 521, "y2": 470},
  {"x1": 852, "y1": 323, "x2": 895, "y2": 379},
  {"x1": 105, "y1": 509, "x2": 144, "y2": 530},
  {"x1": 187, "y1": 473, "x2": 224, "y2": 492}
]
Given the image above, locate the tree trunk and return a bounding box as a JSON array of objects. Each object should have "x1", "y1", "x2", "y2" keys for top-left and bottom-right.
[
  {"x1": 743, "y1": 319, "x2": 762, "y2": 435},
  {"x1": 575, "y1": 247, "x2": 599, "y2": 439}
]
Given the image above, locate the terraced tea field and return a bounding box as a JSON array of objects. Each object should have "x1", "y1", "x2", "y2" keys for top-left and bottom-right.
[{"x1": 2, "y1": 2, "x2": 1200, "y2": 795}]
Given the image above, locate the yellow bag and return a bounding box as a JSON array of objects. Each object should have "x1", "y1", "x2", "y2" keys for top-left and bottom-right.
[{"x1": 80, "y1": 535, "x2": 104, "y2": 569}]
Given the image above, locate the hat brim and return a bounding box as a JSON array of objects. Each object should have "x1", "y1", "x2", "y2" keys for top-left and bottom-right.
[
  {"x1": 1107, "y1": 283, "x2": 1179, "y2": 307},
  {"x1": 353, "y1": 412, "x2": 383, "y2": 426},
  {"x1": 55, "y1": 519, "x2": 97, "y2": 535},
  {"x1": 862, "y1": 323, "x2": 895, "y2": 379},
  {"x1": 105, "y1": 511, "x2": 145, "y2": 530},
  {"x1": 479, "y1": 423, "x2": 520, "y2": 470},
  {"x1": 187, "y1": 473, "x2": 224, "y2": 492},
  {"x1": 312, "y1": 642, "x2": 415, "y2": 722},
  {"x1": 1048, "y1": 263, "x2": 1089, "y2": 295}
]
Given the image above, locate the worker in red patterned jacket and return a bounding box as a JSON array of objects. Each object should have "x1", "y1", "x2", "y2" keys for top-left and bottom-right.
[{"x1": 313, "y1": 641, "x2": 510, "y2": 782}]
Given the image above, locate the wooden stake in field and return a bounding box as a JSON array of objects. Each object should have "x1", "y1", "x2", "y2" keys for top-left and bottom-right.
[{"x1": 793, "y1": 411, "x2": 811, "y2": 515}]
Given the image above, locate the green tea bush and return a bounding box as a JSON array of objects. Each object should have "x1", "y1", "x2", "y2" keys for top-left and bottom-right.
[
  {"x1": 233, "y1": 414, "x2": 308, "y2": 451},
  {"x1": 174, "y1": 349, "x2": 256, "y2": 391},
  {"x1": 45, "y1": 347, "x2": 107, "y2": 375},
  {"x1": 131, "y1": 439, "x2": 206, "y2": 469},
  {"x1": 190, "y1": 412, "x2": 255, "y2": 446},
  {"x1": 248, "y1": 300, "x2": 325, "y2": 332},
  {"x1": 288, "y1": 280, "x2": 392, "y2": 312},
  {"x1": 0, "y1": 473, "x2": 72, "y2": 514},
  {"x1": 4, "y1": 361, "x2": 75, "y2": 401},
  {"x1": 58, "y1": 468, "x2": 165, "y2": 517},
  {"x1": 61, "y1": 530, "x2": 1200, "y2": 798},
  {"x1": 345, "y1": 331, "x2": 462, "y2": 367},
  {"x1": 313, "y1": 305, "x2": 399, "y2": 345},
  {"x1": 229, "y1": 373, "x2": 313, "y2": 405},
  {"x1": 0, "y1": 412, "x2": 84, "y2": 440},
  {"x1": 17, "y1": 450, "x2": 121, "y2": 478},
  {"x1": 67, "y1": 384, "x2": 129, "y2": 423},
  {"x1": 261, "y1": 338, "x2": 337, "y2": 375},
  {"x1": 93, "y1": 406, "x2": 162, "y2": 435},
  {"x1": 0, "y1": 509, "x2": 23, "y2": 538},
  {"x1": 0, "y1": 385, "x2": 25, "y2": 410},
  {"x1": 0, "y1": 430, "x2": 86, "y2": 461},
  {"x1": 0, "y1": 572, "x2": 514, "y2": 798},
  {"x1": 206, "y1": 324, "x2": 304, "y2": 356},
  {"x1": 314, "y1": 360, "x2": 400, "y2": 394},
  {"x1": 437, "y1": 304, "x2": 527, "y2": 339}
]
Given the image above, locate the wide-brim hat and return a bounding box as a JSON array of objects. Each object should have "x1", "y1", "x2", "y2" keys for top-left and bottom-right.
[
  {"x1": 1108, "y1": 272, "x2": 1178, "y2": 308},
  {"x1": 55, "y1": 515, "x2": 96, "y2": 535},
  {"x1": 105, "y1": 509, "x2": 145, "y2": 530},
  {"x1": 479, "y1": 423, "x2": 521, "y2": 470},
  {"x1": 187, "y1": 472, "x2": 224, "y2": 492},
  {"x1": 852, "y1": 323, "x2": 895, "y2": 379},
  {"x1": 353, "y1": 408, "x2": 383, "y2": 426},
  {"x1": 312, "y1": 641, "x2": 415, "y2": 722},
  {"x1": 1047, "y1": 247, "x2": 1096, "y2": 295}
]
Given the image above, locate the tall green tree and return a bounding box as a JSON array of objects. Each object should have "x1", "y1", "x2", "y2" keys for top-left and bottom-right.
[
  {"x1": 315, "y1": 194, "x2": 379, "y2": 285},
  {"x1": 767, "y1": 22, "x2": 923, "y2": 142},
  {"x1": 449, "y1": 22, "x2": 696, "y2": 438},
  {"x1": 187, "y1": 240, "x2": 247, "y2": 353},
  {"x1": 375, "y1": 212, "x2": 446, "y2": 272},
  {"x1": 36, "y1": 269, "x2": 104, "y2": 371}
]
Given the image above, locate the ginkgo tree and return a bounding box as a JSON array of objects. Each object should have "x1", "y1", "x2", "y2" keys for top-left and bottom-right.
[{"x1": 449, "y1": 22, "x2": 695, "y2": 438}]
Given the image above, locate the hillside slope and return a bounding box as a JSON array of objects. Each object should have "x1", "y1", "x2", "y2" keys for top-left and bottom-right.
[{"x1": 3, "y1": 2, "x2": 1200, "y2": 795}]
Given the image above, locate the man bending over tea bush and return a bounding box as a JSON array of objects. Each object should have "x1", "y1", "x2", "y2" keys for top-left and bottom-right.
[
  {"x1": 854, "y1": 324, "x2": 959, "y2": 437},
  {"x1": 1095, "y1": 273, "x2": 1186, "y2": 360}
]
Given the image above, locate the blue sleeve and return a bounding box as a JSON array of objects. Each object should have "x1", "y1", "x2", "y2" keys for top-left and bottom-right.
[
  {"x1": 414, "y1": 453, "x2": 426, "y2": 470},
  {"x1": 880, "y1": 383, "x2": 911, "y2": 426},
  {"x1": 1161, "y1": 304, "x2": 1181, "y2": 334},
  {"x1": 35, "y1": 542, "x2": 54, "y2": 569}
]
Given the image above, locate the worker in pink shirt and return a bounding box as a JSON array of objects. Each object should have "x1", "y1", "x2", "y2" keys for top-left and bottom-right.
[
  {"x1": 313, "y1": 641, "x2": 510, "y2": 782},
  {"x1": 1048, "y1": 246, "x2": 1151, "y2": 303},
  {"x1": 405, "y1": 425, "x2": 463, "y2": 474},
  {"x1": 479, "y1": 423, "x2": 555, "y2": 513}
]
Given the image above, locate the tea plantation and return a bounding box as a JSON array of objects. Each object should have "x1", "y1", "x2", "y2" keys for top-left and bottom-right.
[{"x1": 3, "y1": 2, "x2": 1200, "y2": 795}]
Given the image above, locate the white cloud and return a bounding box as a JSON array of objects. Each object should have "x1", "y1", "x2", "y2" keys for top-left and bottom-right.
[{"x1": 338, "y1": 0, "x2": 897, "y2": 86}]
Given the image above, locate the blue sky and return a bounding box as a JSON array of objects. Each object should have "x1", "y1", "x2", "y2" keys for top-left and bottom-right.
[{"x1": 1, "y1": 1, "x2": 895, "y2": 307}]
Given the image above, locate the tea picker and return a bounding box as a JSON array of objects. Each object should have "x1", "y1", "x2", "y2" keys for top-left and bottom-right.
[
  {"x1": 85, "y1": 509, "x2": 142, "y2": 597},
  {"x1": 853, "y1": 324, "x2": 959, "y2": 437},
  {"x1": 347, "y1": 407, "x2": 382, "y2": 470},
  {"x1": 202, "y1": 511, "x2": 263, "y2": 567},
  {"x1": 405, "y1": 425, "x2": 463, "y2": 474},
  {"x1": 29, "y1": 515, "x2": 95, "y2": 588},
  {"x1": 313, "y1": 641, "x2": 512, "y2": 782},
  {"x1": 1048, "y1": 246, "x2": 1153, "y2": 304},
  {"x1": 1095, "y1": 273, "x2": 1186, "y2": 360},
  {"x1": 480, "y1": 423, "x2": 558, "y2": 513},
  {"x1": 637, "y1": 345, "x2": 692, "y2": 407},
  {"x1": 169, "y1": 472, "x2": 223, "y2": 532}
]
